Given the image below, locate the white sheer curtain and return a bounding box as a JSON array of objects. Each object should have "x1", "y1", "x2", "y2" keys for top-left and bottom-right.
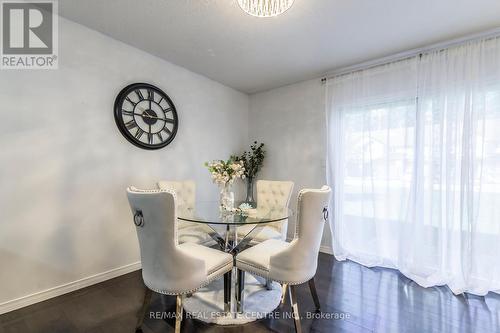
[{"x1": 326, "y1": 37, "x2": 500, "y2": 295}]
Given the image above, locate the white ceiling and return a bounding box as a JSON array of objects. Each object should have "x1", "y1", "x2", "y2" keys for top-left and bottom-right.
[{"x1": 59, "y1": 0, "x2": 500, "y2": 94}]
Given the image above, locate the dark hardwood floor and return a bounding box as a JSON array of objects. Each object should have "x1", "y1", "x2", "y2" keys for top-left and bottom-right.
[{"x1": 1, "y1": 253, "x2": 499, "y2": 333}]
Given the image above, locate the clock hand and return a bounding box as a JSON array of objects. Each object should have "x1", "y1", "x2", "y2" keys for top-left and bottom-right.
[
  {"x1": 142, "y1": 113, "x2": 159, "y2": 120},
  {"x1": 133, "y1": 112, "x2": 168, "y2": 121},
  {"x1": 134, "y1": 106, "x2": 166, "y2": 120}
]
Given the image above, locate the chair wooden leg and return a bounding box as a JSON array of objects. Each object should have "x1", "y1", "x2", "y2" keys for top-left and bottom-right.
[
  {"x1": 135, "y1": 288, "x2": 153, "y2": 332},
  {"x1": 308, "y1": 277, "x2": 321, "y2": 311},
  {"x1": 175, "y1": 295, "x2": 183, "y2": 333},
  {"x1": 223, "y1": 271, "x2": 232, "y2": 313},
  {"x1": 236, "y1": 269, "x2": 245, "y2": 313},
  {"x1": 288, "y1": 285, "x2": 302, "y2": 333},
  {"x1": 281, "y1": 283, "x2": 288, "y2": 305}
]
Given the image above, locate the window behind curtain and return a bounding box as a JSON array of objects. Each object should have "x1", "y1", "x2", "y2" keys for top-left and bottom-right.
[{"x1": 326, "y1": 37, "x2": 500, "y2": 295}]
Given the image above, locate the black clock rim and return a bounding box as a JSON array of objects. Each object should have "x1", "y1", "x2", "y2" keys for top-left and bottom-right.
[{"x1": 113, "y1": 83, "x2": 179, "y2": 150}]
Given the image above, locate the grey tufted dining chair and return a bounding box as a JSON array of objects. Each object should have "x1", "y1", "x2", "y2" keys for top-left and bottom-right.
[
  {"x1": 127, "y1": 187, "x2": 233, "y2": 333},
  {"x1": 235, "y1": 186, "x2": 331, "y2": 333},
  {"x1": 157, "y1": 180, "x2": 215, "y2": 246}
]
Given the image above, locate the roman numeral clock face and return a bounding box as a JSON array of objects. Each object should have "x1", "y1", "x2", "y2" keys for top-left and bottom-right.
[{"x1": 114, "y1": 83, "x2": 178, "y2": 150}]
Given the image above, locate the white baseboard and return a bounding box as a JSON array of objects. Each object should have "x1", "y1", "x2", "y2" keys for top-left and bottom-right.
[
  {"x1": 320, "y1": 245, "x2": 333, "y2": 255},
  {"x1": 0, "y1": 261, "x2": 141, "y2": 315}
]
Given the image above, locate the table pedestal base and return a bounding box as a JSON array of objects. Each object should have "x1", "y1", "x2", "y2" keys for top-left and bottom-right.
[{"x1": 183, "y1": 273, "x2": 282, "y2": 325}]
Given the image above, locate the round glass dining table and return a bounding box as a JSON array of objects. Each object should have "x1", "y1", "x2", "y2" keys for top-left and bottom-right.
[
  {"x1": 178, "y1": 201, "x2": 292, "y2": 254},
  {"x1": 177, "y1": 201, "x2": 292, "y2": 315}
]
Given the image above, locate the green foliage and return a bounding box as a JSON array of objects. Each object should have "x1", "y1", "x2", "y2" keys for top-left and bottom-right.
[{"x1": 234, "y1": 141, "x2": 265, "y2": 179}]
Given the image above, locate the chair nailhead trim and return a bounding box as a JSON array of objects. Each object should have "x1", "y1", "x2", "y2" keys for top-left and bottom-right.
[
  {"x1": 236, "y1": 259, "x2": 313, "y2": 286},
  {"x1": 144, "y1": 262, "x2": 233, "y2": 295}
]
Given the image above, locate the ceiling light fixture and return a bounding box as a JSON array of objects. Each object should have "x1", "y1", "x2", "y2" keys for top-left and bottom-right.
[{"x1": 237, "y1": 0, "x2": 295, "y2": 17}]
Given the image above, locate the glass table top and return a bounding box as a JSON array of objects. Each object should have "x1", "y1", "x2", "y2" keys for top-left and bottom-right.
[{"x1": 177, "y1": 201, "x2": 291, "y2": 225}]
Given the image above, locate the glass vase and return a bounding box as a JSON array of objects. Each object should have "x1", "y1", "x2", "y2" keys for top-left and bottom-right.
[
  {"x1": 245, "y1": 177, "x2": 256, "y2": 207},
  {"x1": 220, "y1": 185, "x2": 234, "y2": 211}
]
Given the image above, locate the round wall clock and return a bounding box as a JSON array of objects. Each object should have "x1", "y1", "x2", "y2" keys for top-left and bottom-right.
[{"x1": 114, "y1": 83, "x2": 178, "y2": 150}]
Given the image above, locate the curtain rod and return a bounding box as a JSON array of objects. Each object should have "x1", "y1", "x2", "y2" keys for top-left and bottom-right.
[{"x1": 321, "y1": 26, "x2": 500, "y2": 83}]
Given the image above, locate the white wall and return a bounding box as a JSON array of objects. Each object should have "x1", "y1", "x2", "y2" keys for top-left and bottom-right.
[
  {"x1": 249, "y1": 79, "x2": 331, "y2": 249},
  {"x1": 0, "y1": 17, "x2": 248, "y2": 311}
]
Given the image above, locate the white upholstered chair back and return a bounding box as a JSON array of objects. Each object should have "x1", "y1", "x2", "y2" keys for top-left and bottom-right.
[
  {"x1": 126, "y1": 187, "x2": 206, "y2": 294},
  {"x1": 256, "y1": 180, "x2": 294, "y2": 240},
  {"x1": 157, "y1": 180, "x2": 196, "y2": 230},
  {"x1": 157, "y1": 180, "x2": 196, "y2": 209},
  {"x1": 269, "y1": 186, "x2": 331, "y2": 284}
]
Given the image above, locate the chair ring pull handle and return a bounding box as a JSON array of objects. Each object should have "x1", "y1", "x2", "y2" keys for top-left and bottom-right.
[
  {"x1": 323, "y1": 207, "x2": 329, "y2": 222},
  {"x1": 134, "y1": 210, "x2": 144, "y2": 227}
]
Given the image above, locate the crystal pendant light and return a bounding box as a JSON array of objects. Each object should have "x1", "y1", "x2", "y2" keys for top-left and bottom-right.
[{"x1": 237, "y1": 0, "x2": 295, "y2": 17}]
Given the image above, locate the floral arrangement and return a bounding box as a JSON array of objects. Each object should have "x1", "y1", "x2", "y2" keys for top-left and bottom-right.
[
  {"x1": 234, "y1": 141, "x2": 265, "y2": 179},
  {"x1": 204, "y1": 157, "x2": 245, "y2": 188}
]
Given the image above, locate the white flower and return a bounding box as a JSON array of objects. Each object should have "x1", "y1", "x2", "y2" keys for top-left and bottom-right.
[{"x1": 239, "y1": 203, "x2": 252, "y2": 211}]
